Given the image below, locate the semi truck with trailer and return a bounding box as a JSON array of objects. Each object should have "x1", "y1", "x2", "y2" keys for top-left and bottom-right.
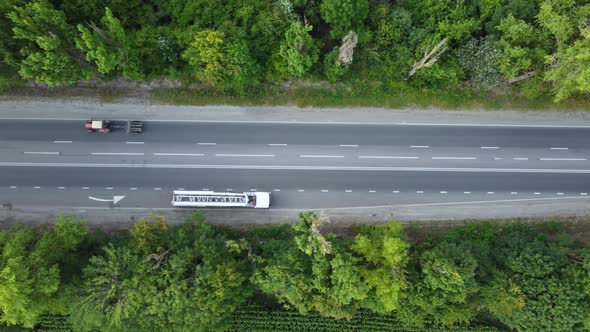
[{"x1": 171, "y1": 190, "x2": 271, "y2": 209}]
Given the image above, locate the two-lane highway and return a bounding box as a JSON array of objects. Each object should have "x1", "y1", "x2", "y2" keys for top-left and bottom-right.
[{"x1": 1, "y1": 119, "x2": 590, "y2": 210}]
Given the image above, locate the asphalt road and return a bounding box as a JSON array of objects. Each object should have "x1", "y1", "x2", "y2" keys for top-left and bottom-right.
[{"x1": 1, "y1": 120, "x2": 590, "y2": 210}]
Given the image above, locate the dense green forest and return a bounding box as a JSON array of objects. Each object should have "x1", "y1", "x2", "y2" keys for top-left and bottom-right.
[
  {"x1": 0, "y1": 213, "x2": 589, "y2": 331},
  {"x1": 1, "y1": 0, "x2": 590, "y2": 103}
]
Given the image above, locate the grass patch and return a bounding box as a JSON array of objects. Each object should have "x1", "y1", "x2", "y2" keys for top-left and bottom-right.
[{"x1": 149, "y1": 80, "x2": 590, "y2": 111}]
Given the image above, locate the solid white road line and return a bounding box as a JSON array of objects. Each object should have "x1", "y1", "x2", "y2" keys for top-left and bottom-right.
[
  {"x1": 91, "y1": 152, "x2": 144, "y2": 156},
  {"x1": 126, "y1": 141, "x2": 144, "y2": 144},
  {"x1": 216, "y1": 154, "x2": 275, "y2": 157},
  {"x1": 550, "y1": 147, "x2": 568, "y2": 150},
  {"x1": 7, "y1": 162, "x2": 590, "y2": 174},
  {"x1": 359, "y1": 156, "x2": 419, "y2": 159},
  {"x1": 432, "y1": 156, "x2": 477, "y2": 160},
  {"x1": 300, "y1": 155, "x2": 344, "y2": 158},
  {"x1": 53, "y1": 141, "x2": 72, "y2": 144},
  {"x1": 154, "y1": 153, "x2": 205, "y2": 156},
  {"x1": 481, "y1": 146, "x2": 500, "y2": 149},
  {"x1": 268, "y1": 144, "x2": 288, "y2": 146},
  {"x1": 539, "y1": 158, "x2": 586, "y2": 161},
  {"x1": 24, "y1": 151, "x2": 60, "y2": 155},
  {"x1": 410, "y1": 145, "x2": 429, "y2": 148},
  {"x1": 339, "y1": 144, "x2": 358, "y2": 147},
  {"x1": 197, "y1": 143, "x2": 216, "y2": 145},
  {"x1": 395, "y1": 195, "x2": 590, "y2": 208}
]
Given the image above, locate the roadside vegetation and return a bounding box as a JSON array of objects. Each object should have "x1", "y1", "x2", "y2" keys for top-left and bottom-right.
[
  {"x1": 1, "y1": 0, "x2": 590, "y2": 108},
  {"x1": 1, "y1": 213, "x2": 589, "y2": 331}
]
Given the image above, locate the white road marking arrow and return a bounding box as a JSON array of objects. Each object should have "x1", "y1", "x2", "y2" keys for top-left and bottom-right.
[{"x1": 88, "y1": 196, "x2": 126, "y2": 204}]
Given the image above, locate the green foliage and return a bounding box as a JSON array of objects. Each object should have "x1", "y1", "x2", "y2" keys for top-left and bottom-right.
[
  {"x1": 455, "y1": 37, "x2": 504, "y2": 91},
  {"x1": 7, "y1": 0, "x2": 93, "y2": 86},
  {"x1": 275, "y1": 21, "x2": 319, "y2": 79},
  {"x1": 323, "y1": 48, "x2": 350, "y2": 82},
  {"x1": 495, "y1": 14, "x2": 548, "y2": 79},
  {"x1": 320, "y1": 0, "x2": 369, "y2": 38},
  {"x1": 544, "y1": 27, "x2": 590, "y2": 102},
  {"x1": 352, "y1": 221, "x2": 409, "y2": 313},
  {"x1": 76, "y1": 7, "x2": 141, "y2": 79},
  {"x1": 68, "y1": 214, "x2": 251, "y2": 332},
  {"x1": 182, "y1": 30, "x2": 225, "y2": 87},
  {"x1": 0, "y1": 218, "x2": 87, "y2": 328}
]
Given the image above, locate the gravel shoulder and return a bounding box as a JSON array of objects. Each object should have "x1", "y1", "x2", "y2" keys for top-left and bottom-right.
[{"x1": 2, "y1": 98, "x2": 590, "y2": 126}]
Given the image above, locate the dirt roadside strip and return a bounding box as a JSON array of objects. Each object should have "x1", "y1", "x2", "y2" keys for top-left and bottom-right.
[
  {"x1": 2, "y1": 99, "x2": 590, "y2": 126},
  {"x1": 3, "y1": 198, "x2": 590, "y2": 229}
]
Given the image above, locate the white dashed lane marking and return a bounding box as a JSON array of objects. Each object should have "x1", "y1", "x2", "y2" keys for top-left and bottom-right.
[
  {"x1": 274, "y1": 189, "x2": 281, "y2": 192},
  {"x1": 126, "y1": 142, "x2": 144, "y2": 145},
  {"x1": 410, "y1": 145, "x2": 429, "y2": 148},
  {"x1": 154, "y1": 188, "x2": 162, "y2": 191},
  {"x1": 432, "y1": 156, "x2": 477, "y2": 160},
  {"x1": 82, "y1": 187, "x2": 89, "y2": 190},
  {"x1": 321, "y1": 189, "x2": 329, "y2": 192},
  {"x1": 216, "y1": 154, "x2": 275, "y2": 157},
  {"x1": 345, "y1": 190, "x2": 352, "y2": 193},
  {"x1": 298, "y1": 189, "x2": 305, "y2": 192},
  {"x1": 268, "y1": 144, "x2": 288, "y2": 146},
  {"x1": 513, "y1": 157, "x2": 529, "y2": 160},
  {"x1": 53, "y1": 141, "x2": 72, "y2": 144},
  {"x1": 369, "y1": 190, "x2": 376, "y2": 193},
  {"x1": 197, "y1": 142, "x2": 216, "y2": 145},
  {"x1": 339, "y1": 144, "x2": 358, "y2": 147},
  {"x1": 300, "y1": 155, "x2": 344, "y2": 158},
  {"x1": 550, "y1": 147, "x2": 568, "y2": 150},
  {"x1": 9, "y1": 186, "x2": 16, "y2": 189},
  {"x1": 58, "y1": 187, "x2": 65, "y2": 189},
  {"x1": 539, "y1": 158, "x2": 586, "y2": 161},
  {"x1": 359, "y1": 156, "x2": 419, "y2": 159},
  {"x1": 481, "y1": 146, "x2": 500, "y2": 149},
  {"x1": 24, "y1": 151, "x2": 60, "y2": 155},
  {"x1": 92, "y1": 152, "x2": 144, "y2": 156},
  {"x1": 154, "y1": 153, "x2": 204, "y2": 156}
]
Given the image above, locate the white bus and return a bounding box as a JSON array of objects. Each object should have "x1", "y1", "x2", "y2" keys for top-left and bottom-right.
[{"x1": 171, "y1": 190, "x2": 271, "y2": 209}]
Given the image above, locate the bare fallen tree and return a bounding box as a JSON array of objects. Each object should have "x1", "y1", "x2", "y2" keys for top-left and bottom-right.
[
  {"x1": 407, "y1": 37, "x2": 448, "y2": 78},
  {"x1": 508, "y1": 70, "x2": 537, "y2": 84},
  {"x1": 338, "y1": 31, "x2": 358, "y2": 65}
]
